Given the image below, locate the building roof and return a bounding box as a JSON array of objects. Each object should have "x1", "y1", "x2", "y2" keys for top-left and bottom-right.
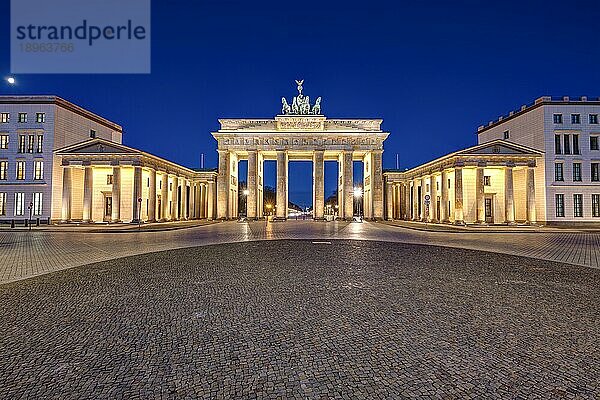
[
  {"x1": 476, "y1": 96, "x2": 600, "y2": 135},
  {"x1": 0, "y1": 95, "x2": 123, "y2": 133}
]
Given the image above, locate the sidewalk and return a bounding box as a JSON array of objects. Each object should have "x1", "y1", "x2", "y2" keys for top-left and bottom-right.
[
  {"x1": 0, "y1": 219, "x2": 217, "y2": 233},
  {"x1": 383, "y1": 219, "x2": 600, "y2": 233}
]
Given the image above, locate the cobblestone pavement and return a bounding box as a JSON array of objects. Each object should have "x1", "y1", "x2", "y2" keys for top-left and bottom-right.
[
  {"x1": 0, "y1": 240, "x2": 598, "y2": 399},
  {"x1": 1, "y1": 220, "x2": 600, "y2": 284}
]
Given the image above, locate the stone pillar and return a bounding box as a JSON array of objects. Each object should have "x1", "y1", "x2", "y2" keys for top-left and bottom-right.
[
  {"x1": 504, "y1": 164, "x2": 515, "y2": 224},
  {"x1": 207, "y1": 181, "x2": 215, "y2": 220},
  {"x1": 257, "y1": 152, "x2": 264, "y2": 218},
  {"x1": 182, "y1": 180, "x2": 189, "y2": 220},
  {"x1": 313, "y1": 150, "x2": 325, "y2": 219},
  {"x1": 82, "y1": 164, "x2": 93, "y2": 223},
  {"x1": 441, "y1": 170, "x2": 449, "y2": 222},
  {"x1": 385, "y1": 181, "x2": 394, "y2": 220},
  {"x1": 132, "y1": 166, "x2": 143, "y2": 223},
  {"x1": 111, "y1": 166, "x2": 121, "y2": 223},
  {"x1": 421, "y1": 176, "x2": 429, "y2": 222},
  {"x1": 343, "y1": 151, "x2": 354, "y2": 220},
  {"x1": 171, "y1": 176, "x2": 179, "y2": 220},
  {"x1": 475, "y1": 164, "x2": 485, "y2": 224},
  {"x1": 412, "y1": 180, "x2": 419, "y2": 220},
  {"x1": 217, "y1": 150, "x2": 230, "y2": 219},
  {"x1": 276, "y1": 150, "x2": 288, "y2": 219},
  {"x1": 161, "y1": 173, "x2": 168, "y2": 221},
  {"x1": 61, "y1": 166, "x2": 72, "y2": 223},
  {"x1": 430, "y1": 174, "x2": 438, "y2": 223},
  {"x1": 527, "y1": 163, "x2": 537, "y2": 224},
  {"x1": 454, "y1": 166, "x2": 464, "y2": 224},
  {"x1": 148, "y1": 169, "x2": 157, "y2": 222},
  {"x1": 247, "y1": 150, "x2": 258, "y2": 219},
  {"x1": 371, "y1": 150, "x2": 384, "y2": 220},
  {"x1": 404, "y1": 183, "x2": 411, "y2": 220},
  {"x1": 195, "y1": 183, "x2": 201, "y2": 219}
]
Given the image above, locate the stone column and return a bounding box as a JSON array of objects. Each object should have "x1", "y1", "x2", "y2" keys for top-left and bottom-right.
[
  {"x1": 182, "y1": 180, "x2": 189, "y2": 220},
  {"x1": 313, "y1": 150, "x2": 325, "y2": 219},
  {"x1": 207, "y1": 181, "x2": 215, "y2": 220},
  {"x1": 421, "y1": 176, "x2": 429, "y2": 222},
  {"x1": 412, "y1": 180, "x2": 419, "y2": 220},
  {"x1": 526, "y1": 163, "x2": 537, "y2": 224},
  {"x1": 111, "y1": 166, "x2": 121, "y2": 223},
  {"x1": 82, "y1": 164, "x2": 93, "y2": 223},
  {"x1": 148, "y1": 169, "x2": 157, "y2": 222},
  {"x1": 404, "y1": 183, "x2": 411, "y2": 220},
  {"x1": 385, "y1": 181, "x2": 394, "y2": 220},
  {"x1": 276, "y1": 150, "x2": 288, "y2": 219},
  {"x1": 257, "y1": 153, "x2": 264, "y2": 218},
  {"x1": 430, "y1": 174, "x2": 438, "y2": 223},
  {"x1": 343, "y1": 151, "x2": 354, "y2": 220},
  {"x1": 161, "y1": 173, "x2": 168, "y2": 221},
  {"x1": 476, "y1": 164, "x2": 485, "y2": 224},
  {"x1": 504, "y1": 164, "x2": 515, "y2": 224},
  {"x1": 61, "y1": 166, "x2": 72, "y2": 223},
  {"x1": 171, "y1": 176, "x2": 179, "y2": 220},
  {"x1": 247, "y1": 150, "x2": 258, "y2": 219},
  {"x1": 217, "y1": 150, "x2": 230, "y2": 219},
  {"x1": 132, "y1": 166, "x2": 143, "y2": 223},
  {"x1": 454, "y1": 166, "x2": 464, "y2": 224},
  {"x1": 196, "y1": 183, "x2": 202, "y2": 219},
  {"x1": 371, "y1": 150, "x2": 384, "y2": 220},
  {"x1": 441, "y1": 170, "x2": 449, "y2": 222}
]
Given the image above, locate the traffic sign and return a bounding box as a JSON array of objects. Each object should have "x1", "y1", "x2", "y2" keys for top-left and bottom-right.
[{"x1": 424, "y1": 194, "x2": 431, "y2": 201}]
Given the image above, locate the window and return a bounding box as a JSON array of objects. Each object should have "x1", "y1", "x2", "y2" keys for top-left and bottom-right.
[
  {"x1": 592, "y1": 163, "x2": 599, "y2": 182},
  {"x1": 593, "y1": 194, "x2": 600, "y2": 217},
  {"x1": 573, "y1": 135, "x2": 580, "y2": 155},
  {"x1": 0, "y1": 135, "x2": 7, "y2": 149},
  {"x1": 553, "y1": 114, "x2": 563, "y2": 124},
  {"x1": 33, "y1": 193, "x2": 43, "y2": 215},
  {"x1": 34, "y1": 160, "x2": 43, "y2": 180},
  {"x1": 573, "y1": 162, "x2": 582, "y2": 181},
  {"x1": 574, "y1": 194, "x2": 584, "y2": 217},
  {"x1": 447, "y1": 178, "x2": 451, "y2": 189},
  {"x1": 169, "y1": 182, "x2": 172, "y2": 191},
  {"x1": 0, "y1": 193, "x2": 5, "y2": 216},
  {"x1": 484, "y1": 176, "x2": 491, "y2": 186},
  {"x1": 36, "y1": 113, "x2": 46, "y2": 123},
  {"x1": 147, "y1": 177, "x2": 150, "y2": 187},
  {"x1": 107, "y1": 174, "x2": 113, "y2": 185},
  {"x1": 554, "y1": 135, "x2": 562, "y2": 154},
  {"x1": 555, "y1": 194, "x2": 565, "y2": 217},
  {"x1": 590, "y1": 114, "x2": 599, "y2": 124},
  {"x1": 503, "y1": 130, "x2": 510, "y2": 140},
  {"x1": 14, "y1": 193, "x2": 24, "y2": 216},
  {"x1": 571, "y1": 114, "x2": 581, "y2": 124},
  {"x1": 564, "y1": 134, "x2": 571, "y2": 155},
  {"x1": 90, "y1": 129, "x2": 96, "y2": 138},
  {"x1": 555, "y1": 163, "x2": 564, "y2": 181},
  {"x1": 0, "y1": 161, "x2": 6, "y2": 180},
  {"x1": 591, "y1": 136, "x2": 599, "y2": 151},
  {"x1": 16, "y1": 161, "x2": 25, "y2": 180},
  {"x1": 18, "y1": 113, "x2": 27, "y2": 123},
  {"x1": 36, "y1": 135, "x2": 43, "y2": 153},
  {"x1": 0, "y1": 113, "x2": 9, "y2": 123},
  {"x1": 27, "y1": 134, "x2": 35, "y2": 153},
  {"x1": 18, "y1": 135, "x2": 26, "y2": 153}
]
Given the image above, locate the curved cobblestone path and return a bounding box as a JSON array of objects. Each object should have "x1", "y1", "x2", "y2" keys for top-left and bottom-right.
[{"x1": 1, "y1": 240, "x2": 598, "y2": 398}]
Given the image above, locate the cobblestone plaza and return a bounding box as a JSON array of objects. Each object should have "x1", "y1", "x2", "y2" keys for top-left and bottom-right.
[{"x1": 0, "y1": 222, "x2": 599, "y2": 398}]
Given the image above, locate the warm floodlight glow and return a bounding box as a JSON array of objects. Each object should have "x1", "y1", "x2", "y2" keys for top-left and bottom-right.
[
  {"x1": 353, "y1": 187, "x2": 363, "y2": 198},
  {"x1": 6, "y1": 77, "x2": 16, "y2": 85},
  {"x1": 266, "y1": 204, "x2": 272, "y2": 209},
  {"x1": 243, "y1": 189, "x2": 249, "y2": 196}
]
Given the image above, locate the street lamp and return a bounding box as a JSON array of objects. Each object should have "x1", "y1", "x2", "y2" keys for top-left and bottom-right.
[{"x1": 6, "y1": 76, "x2": 16, "y2": 85}]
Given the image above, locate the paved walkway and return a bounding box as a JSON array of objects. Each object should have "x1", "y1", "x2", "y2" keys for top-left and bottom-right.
[{"x1": 1, "y1": 220, "x2": 599, "y2": 284}]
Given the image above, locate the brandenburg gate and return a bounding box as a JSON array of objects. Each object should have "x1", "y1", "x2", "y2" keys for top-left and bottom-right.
[{"x1": 212, "y1": 81, "x2": 390, "y2": 220}]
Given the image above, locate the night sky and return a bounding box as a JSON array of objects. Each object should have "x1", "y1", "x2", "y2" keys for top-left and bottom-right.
[{"x1": 2, "y1": 0, "x2": 600, "y2": 207}]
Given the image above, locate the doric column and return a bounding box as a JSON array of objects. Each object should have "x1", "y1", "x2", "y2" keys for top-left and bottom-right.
[
  {"x1": 385, "y1": 180, "x2": 394, "y2": 220},
  {"x1": 404, "y1": 183, "x2": 411, "y2": 220},
  {"x1": 132, "y1": 166, "x2": 143, "y2": 223},
  {"x1": 200, "y1": 184, "x2": 206, "y2": 219},
  {"x1": 217, "y1": 150, "x2": 230, "y2": 219},
  {"x1": 276, "y1": 150, "x2": 288, "y2": 219},
  {"x1": 313, "y1": 150, "x2": 325, "y2": 219},
  {"x1": 171, "y1": 175, "x2": 179, "y2": 220},
  {"x1": 182, "y1": 180, "x2": 189, "y2": 219},
  {"x1": 441, "y1": 170, "x2": 449, "y2": 222},
  {"x1": 82, "y1": 164, "x2": 93, "y2": 223},
  {"x1": 430, "y1": 173, "x2": 438, "y2": 223},
  {"x1": 257, "y1": 152, "x2": 264, "y2": 218},
  {"x1": 207, "y1": 181, "x2": 215, "y2": 220},
  {"x1": 476, "y1": 163, "x2": 485, "y2": 224},
  {"x1": 526, "y1": 162, "x2": 537, "y2": 224},
  {"x1": 421, "y1": 176, "x2": 429, "y2": 222},
  {"x1": 160, "y1": 173, "x2": 168, "y2": 221},
  {"x1": 195, "y1": 183, "x2": 201, "y2": 219},
  {"x1": 61, "y1": 165, "x2": 72, "y2": 223},
  {"x1": 504, "y1": 164, "x2": 515, "y2": 224},
  {"x1": 247, "y1": 150, "x2": 258, "y2": 219},
  {"x1": 343, "y1": 151, "x2": 354, "y2": 220},
  {"x1": 371, "y1": 150, "x2": 384, "y2": 220},
  {"x1": 412, "y1": 180, "x2": 419, "y2": 220},
  {"x1": 454, "y1": 165, "x2": 464, "y2": 224},
  {"x1": 111, "y1": 166, "x2": 121, "y2": 223},
  {"x1": 148, "y1": 169, "x2": 157, "y2": 222}
]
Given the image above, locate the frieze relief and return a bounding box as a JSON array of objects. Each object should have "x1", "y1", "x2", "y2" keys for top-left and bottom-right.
[{"x1": 218, "y1": 136, "x2": 383, "y2": 150}]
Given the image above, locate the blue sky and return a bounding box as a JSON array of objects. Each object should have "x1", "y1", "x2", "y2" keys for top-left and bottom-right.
[{"x1": 2, "y1": 0, "x2": 600, "y2": 207}]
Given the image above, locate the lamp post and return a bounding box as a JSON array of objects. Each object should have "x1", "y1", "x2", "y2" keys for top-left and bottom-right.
[
  {"x1": 28, "y1": 201, "x2": 33, "y2": 231},
  {"x1": 353, "y1": 187, "x2": 363, "y2": 221}
]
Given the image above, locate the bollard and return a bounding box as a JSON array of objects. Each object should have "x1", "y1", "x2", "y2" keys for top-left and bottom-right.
[
  {"x1": 36, "y1": 218, "x2": 40, "y2": 227},
  {"x1": 24, "y1": 219, "x2": 28, "y2": 227},
  {"x1": 47, "y1": 217, "x2": 51, "y2": 225},
  {"x1": 11, "y1": 219, "x2": 15, "y2": 228}
]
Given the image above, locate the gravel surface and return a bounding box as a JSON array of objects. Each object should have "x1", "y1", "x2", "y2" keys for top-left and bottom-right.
[{"x1": 1, "y1": 240, "x2": 598, "y2": 399}]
